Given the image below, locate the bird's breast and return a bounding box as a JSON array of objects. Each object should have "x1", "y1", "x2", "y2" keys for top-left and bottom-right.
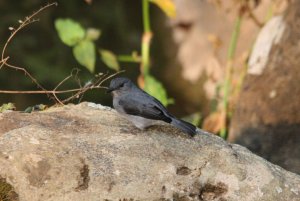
[
  {"x1": 112, "y1": 97, "x2": 125, "y2": 114},
  {"x1": 122, "y1": 114, "x2": 158, "y2": 129}
]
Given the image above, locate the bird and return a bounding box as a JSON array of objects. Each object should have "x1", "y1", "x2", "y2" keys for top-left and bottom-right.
[{"x1": 107, "y1": 77, "x2": 197, "y2": 137}]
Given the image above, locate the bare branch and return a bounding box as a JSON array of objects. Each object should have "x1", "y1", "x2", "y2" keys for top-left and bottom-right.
[
  {"x1": 0, "y1": 2, "x2": 58, "y2": 104},
  {"x1": 1, "y1": 2, "x2": 57, "y2": 60},
  {"x1": 0, "y1": 86, "x2": 107, "y2": 94},
  {"x1": 5, "y1": 62, "x2": 48, "y2": 92},
  {"x1": 96, "y1": 70, "x2": 125, "y2": 87},
  {"x1": 0, "y1": 2, "x2": 123, "y2": 107},
  {"x1": 60, "y1": 70, "x2": 124, "y2": 103}
]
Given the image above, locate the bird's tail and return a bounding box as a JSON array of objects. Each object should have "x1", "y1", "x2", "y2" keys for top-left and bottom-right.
[{"x1": 170, "y1": 117, "x2": 197, "y2": 137}]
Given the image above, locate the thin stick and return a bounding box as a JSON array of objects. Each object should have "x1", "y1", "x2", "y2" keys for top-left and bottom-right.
[
  {"x1": 60, "y1": 70, "x2": 124, "y2": 103},
  {"x1": 5, "y1": 62, "x2": 48, "y2": 92},
  {"x1": 1, "y1": 2, "x2": 57, "y2": 60},
  {"x1": 0, "y1": 57, "x2": 9, "y2": 70},
  {"x1": 96, "y1": 70, "x2": 125, "y2": 87},
  {"x1": 0, "y1": 87, "x2": 106, "y2": 94},
  {"x1": 0, "y1": 2, "x2": 124, "y2": 106},
  {"x1": 0, "y1": 2, "x2": 58, "y2": 102}
]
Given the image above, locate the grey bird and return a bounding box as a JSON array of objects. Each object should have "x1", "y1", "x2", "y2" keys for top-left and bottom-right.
[{"x1": 107, "y1": 77, "x2": 197, "y2": 137}]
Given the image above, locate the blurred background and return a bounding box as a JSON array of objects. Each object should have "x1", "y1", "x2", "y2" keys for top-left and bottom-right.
[{"x1": 0, "y1": 0, "x2": 299, "y2": 174}]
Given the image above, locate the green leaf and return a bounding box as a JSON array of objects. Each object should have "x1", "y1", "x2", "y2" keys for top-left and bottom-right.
[
  {"x1": 86, "y1": 28, "x2": 101, "y2": 41},
  {"x1": 149, "y1": 0, "x2": 176, "y2": 18},
  {"x1": 144, "y1": 75, "x2": 173, "y2": 106},
  {"x1": 182, "y1": 112, "x2": 201, "y2": 126},
  {"x1": 55, "y1": 18, "x2": 85, "y2": 46},
  {"x1": 73, "y1": 40, "x2": 96, "y2": 72},
  {"x1": 24, "y1": 104, "x2": 47, "y2": 113},
  {"x1": 0, "y1": 103, "x2": 16, "y2": 113},
  {"x1": 99, "y1": 49, "x2": 120, "y2": 71}
]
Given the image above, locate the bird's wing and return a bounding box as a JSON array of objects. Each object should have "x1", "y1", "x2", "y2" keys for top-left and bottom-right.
[{"x1": 118, "y1": 93, "x2": 172, "y2": 123}]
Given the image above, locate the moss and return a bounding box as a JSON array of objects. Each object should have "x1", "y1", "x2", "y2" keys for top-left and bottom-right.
[{"x1": 0, "y1": 177, "x2": 18, "y2": 201}]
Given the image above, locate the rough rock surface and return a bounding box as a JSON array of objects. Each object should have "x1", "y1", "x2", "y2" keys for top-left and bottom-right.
[
  {"x1": 229, "y1": 0, "x2": 300, "y2": 174},
  {"x1": 153, "y1": 0, "x2": 287, "y2": 115},
  {"x1": 0, "y1": 103, "x2": 299, "y2": 201}
]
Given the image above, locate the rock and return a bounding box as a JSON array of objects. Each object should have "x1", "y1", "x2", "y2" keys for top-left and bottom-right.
[
  {"x1": 152, "y1": 0, "x2": 287, "y2": 115},
  {"x1": 229, "y1": 0, "x2": 300, "y2": 174},
  {"x1": 0, "y1": 102, "x2": 299, "y2": 201}
]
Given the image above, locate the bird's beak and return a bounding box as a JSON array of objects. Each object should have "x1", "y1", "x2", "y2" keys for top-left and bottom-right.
[{"x1": 106, "y1": 87, "x2": 115, "y2": 93}]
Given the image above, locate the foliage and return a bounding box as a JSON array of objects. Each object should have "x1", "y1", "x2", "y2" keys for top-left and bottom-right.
[
  {"x1": 73, "y1": 40, "x2": 96, "y2": 72},
  {"x1": 0, "y1": 3, "x2": 121, "y2": 108},
  {"x1": 0, "y1": 103, "x2": 15, "y2": 113},
  {"x1": 99, "y1": 49, "x2": 119, "y2": 71},
  {"x1": 139, "y1": 0, "x2": 176, "y2": 106},
  {"x1": 55, "y1": 19, "x2": 85, "y2": 46},
  {"x1": 55, "y1": 18, "x2": 99, "y2": 73},
  {"x1": 149, "y1": 0, "x2": 176, "y2": 18},
  {"x1": 24, "y1": 104, "x2": 47, "y2": 113},
  {"x1": 117, "y1": 52, "x2": 141, "y2": 63},
  {"x1": 0, "y1": 176, "x2": 18, "y2": 201},
  {"x1": 144, "y1": 75, "x2": 173, "y2": 106},
  {"x1": 54, "y1": 0, "x2": 178, "y2": 107}
]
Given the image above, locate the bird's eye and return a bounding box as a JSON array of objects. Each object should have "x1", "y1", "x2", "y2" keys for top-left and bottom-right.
[{"x1": 120, "y1": 83, "x2": 125, "y2": 88}]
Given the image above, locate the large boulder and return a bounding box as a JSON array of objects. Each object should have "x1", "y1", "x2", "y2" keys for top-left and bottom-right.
[
  {"x1": 229, "y1": 0, "x2": 300, "y2": 174},
  {"x1": 0, "y1": 103, "x2": 299, "y2": 201}
]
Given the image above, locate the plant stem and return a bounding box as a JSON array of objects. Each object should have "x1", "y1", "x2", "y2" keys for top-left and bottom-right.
[
  {"x1": 227, "y1": 17, "x2": 241, "y2": 60},
  {"x1": 117, "y1": 55, "x2": 141, "y2": 63},
  {"x1": 220, "y1": 16, "x2": 242, "y2": 139},
  {"x1": 141, "y1": 0, "x2": 152, "y2": 75},
  {"x1": 143, "y1": 0, "x2": 151, "y2": 33}
]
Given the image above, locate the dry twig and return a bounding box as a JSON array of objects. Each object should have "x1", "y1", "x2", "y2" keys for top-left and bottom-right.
[
  {"x1": 0, "y1": 2, "x2": 58, "y2": 95},
  {"x1": 0, "y1": 2, "x2": 123, "y2": 106}
]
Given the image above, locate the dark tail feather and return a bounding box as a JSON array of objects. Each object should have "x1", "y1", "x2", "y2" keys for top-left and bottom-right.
[{"x1": 170, "y1": 117, "x2": 197, "y2": 137}]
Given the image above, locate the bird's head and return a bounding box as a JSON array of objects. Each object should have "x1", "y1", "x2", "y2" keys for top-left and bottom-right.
[{"x1": 106, "y1": 77, "x2": 134, "y2": 95}]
